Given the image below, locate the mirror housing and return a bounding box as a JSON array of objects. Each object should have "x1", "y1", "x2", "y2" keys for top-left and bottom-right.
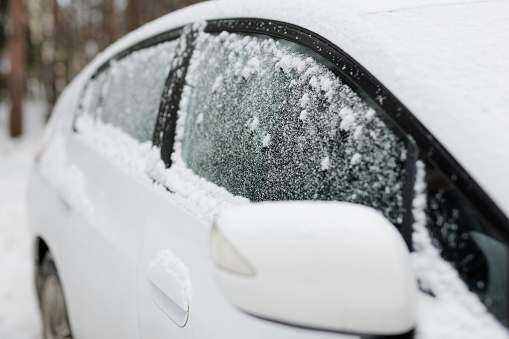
[{"x1": 211, "y1": 201, "x2": 417, "y2": 336}]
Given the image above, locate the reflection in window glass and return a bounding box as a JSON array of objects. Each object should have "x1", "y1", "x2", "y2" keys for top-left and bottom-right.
[
  {"x1": 422, "y1": 160, "x2": 508, "y2": 325},
  {"x1": 78, "y1": 40, "x2": 177, "y2": 142},
  {"x1": 181, "y1": 32, "x2": 407, "y2": 226},
  {"x1": 80, "y1": 71, "x2": 107, "y2": 120}
]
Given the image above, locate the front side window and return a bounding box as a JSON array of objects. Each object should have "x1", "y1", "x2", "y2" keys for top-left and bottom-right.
[
  {"x1": 413, "y1": 159, "x2": 508, "y2": 327},
  {"x1": 179, "y1": 31, "x2": 407, "y2": 226}
]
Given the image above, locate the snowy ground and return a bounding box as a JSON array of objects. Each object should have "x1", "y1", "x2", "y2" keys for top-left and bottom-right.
[{"x1": 0, "y1": 99, "x2": 47, "y2": 339}]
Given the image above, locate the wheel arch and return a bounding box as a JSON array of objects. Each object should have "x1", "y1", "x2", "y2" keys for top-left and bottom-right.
[{"x1": 35, "y1": 236, "x2": 50, "y2": 267}]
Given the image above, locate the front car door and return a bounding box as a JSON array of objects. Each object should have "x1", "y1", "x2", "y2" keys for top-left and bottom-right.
[
  {"x1": 137, "y1": 18, "x2": 509, "y2": 339},
  {"x1": 137, "y1": 20, "x2": 412, "y2": 339}
]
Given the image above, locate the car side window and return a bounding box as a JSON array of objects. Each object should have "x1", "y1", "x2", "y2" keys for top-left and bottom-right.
[
  {"x1": 77, "y1": 40, "x2": 178, "y2": 142},
  {"x1": 413, "y1": 159, "x2": 508, "y2": 326},
  {"x1": 179, "y1": 31, "x2": 408, "y2": 226}
]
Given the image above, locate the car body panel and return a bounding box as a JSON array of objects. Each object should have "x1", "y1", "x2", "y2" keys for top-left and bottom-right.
[
  {"x1": 27, "y1": 1, "x2": 509, "y2": 338},
  {"x1": 137, "y1": 190, "x2": 345, "y2": 339},
  {"x1": 30, "y1": 129, "x2": 143, "y2": 338}
]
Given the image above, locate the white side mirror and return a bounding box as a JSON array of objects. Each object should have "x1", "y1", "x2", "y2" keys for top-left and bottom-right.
[{"x1": 211, "y1": 201, "x2": 417, "y2": 336}]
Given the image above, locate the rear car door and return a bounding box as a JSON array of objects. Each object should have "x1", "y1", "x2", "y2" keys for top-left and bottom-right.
[{"x1": 51, "y1": 38, "x2": 178, "y2": 338}]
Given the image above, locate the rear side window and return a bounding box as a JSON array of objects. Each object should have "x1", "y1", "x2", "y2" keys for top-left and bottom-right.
[
  {"x1": 77, "y1": 40, "x2": 177, "y2": 142},
  {"x1": 179, "y1": 32, "x2": 407, "y2": 226}
]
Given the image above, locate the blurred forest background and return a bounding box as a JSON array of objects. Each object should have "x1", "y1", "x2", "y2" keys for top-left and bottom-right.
[{"x1": 0, "y1": 0, "x2": 204, "y2": 138}]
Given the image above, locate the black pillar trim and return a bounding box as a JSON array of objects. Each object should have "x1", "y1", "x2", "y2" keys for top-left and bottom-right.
[{"x1": 153, "y1": 25, "x2": 198, "y2": 167}]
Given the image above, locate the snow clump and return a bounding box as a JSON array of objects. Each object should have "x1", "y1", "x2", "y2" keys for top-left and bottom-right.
[
  {"x1": 320, "y1": 156, "x2": 330, "y2": 171},
  {"x1": 150, "y1": 248, "x2": 193, "y2": 305}
]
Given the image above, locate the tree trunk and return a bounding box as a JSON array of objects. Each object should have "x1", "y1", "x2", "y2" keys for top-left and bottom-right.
[
  {"x1": 8, "y1": 0, "x2": 26, "y2": 138},
  {"x1": 103, "y1": 0, "x2": 118, "y2": 45},
  {"x1": 127, "y1": 0, "x2": 140, "y2": 32}
]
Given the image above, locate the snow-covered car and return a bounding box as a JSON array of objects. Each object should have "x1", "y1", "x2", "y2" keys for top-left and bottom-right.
[{"x1": 28, "y1": 0, "x2": 509, "y2": 338}]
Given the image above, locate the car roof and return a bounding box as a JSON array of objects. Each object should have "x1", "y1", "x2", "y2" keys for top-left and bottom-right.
[{"x1": 86, "y1": 0, "x2": 509, "y2": 218}]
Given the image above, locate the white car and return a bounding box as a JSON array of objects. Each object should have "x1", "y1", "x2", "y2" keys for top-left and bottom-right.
[{"x1": 28, "y1": 1, "x2": 509, "y2": 338}]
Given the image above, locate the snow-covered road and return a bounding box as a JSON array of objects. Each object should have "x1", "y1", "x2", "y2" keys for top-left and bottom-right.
[{"x1": 0, "y1": 100, "x2": 46, "y2": 339}]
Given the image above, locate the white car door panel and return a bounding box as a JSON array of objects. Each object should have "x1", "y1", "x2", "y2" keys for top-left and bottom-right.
[{"x1": 137, "y1": 189, "x2": 348, "y2": 339}]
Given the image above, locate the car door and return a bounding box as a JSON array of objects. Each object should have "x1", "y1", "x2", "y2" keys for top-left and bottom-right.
[
  {"x1": 58, "y1": 37, "x2": 179, "y2": 338},
  {"x1": 136, "y1": 20, "x2": 415, "y2": 339}
]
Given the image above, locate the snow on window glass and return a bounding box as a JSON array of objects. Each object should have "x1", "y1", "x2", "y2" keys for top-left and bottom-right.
[
  {"x1": 411, "y1": 160, "x2": 508, "y2": 338},
  {"x1": 180, "y1": 31, "x2": 407, "y2": 226},
  {"x1": 79, "y1": 40, "x2": 178, "y2": 142},
  {"x1": 418, "y1": 160, "x2": 508, "y2": 326}
]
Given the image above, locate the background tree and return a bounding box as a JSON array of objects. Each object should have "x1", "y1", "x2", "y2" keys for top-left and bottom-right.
[
  {"x1": 127, "y1": 0, "x2": 140, "y2": 32},
  {"x1": 7, "y1": 0, "x2": 27, "y2": 138},
  {"x1": 0, "y1": 0, "x2": 207, "y2": 136}
]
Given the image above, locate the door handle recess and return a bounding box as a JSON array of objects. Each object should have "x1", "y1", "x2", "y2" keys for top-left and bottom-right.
[{"x1": 148, "y1": 250, "x2": 191, "y2": 327}]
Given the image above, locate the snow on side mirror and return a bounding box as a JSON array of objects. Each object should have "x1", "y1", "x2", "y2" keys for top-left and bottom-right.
[{"x1": 210, "y1": 201, "x2": 417, "y2": 337}]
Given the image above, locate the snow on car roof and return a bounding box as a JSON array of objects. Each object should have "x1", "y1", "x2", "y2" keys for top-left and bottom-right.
[{"x1": 87, "y1": 0, "x2": 509, "y2": 218}]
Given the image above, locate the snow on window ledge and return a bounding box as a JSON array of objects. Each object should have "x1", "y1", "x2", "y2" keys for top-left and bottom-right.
[{"x1": 75, "y1": 113, "x2": 248, "y2": 226}]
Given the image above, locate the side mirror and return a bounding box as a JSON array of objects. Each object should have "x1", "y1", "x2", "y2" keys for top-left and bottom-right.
[{"x1": 210, "y1": 201, "x2": 417, "y2": 337}]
